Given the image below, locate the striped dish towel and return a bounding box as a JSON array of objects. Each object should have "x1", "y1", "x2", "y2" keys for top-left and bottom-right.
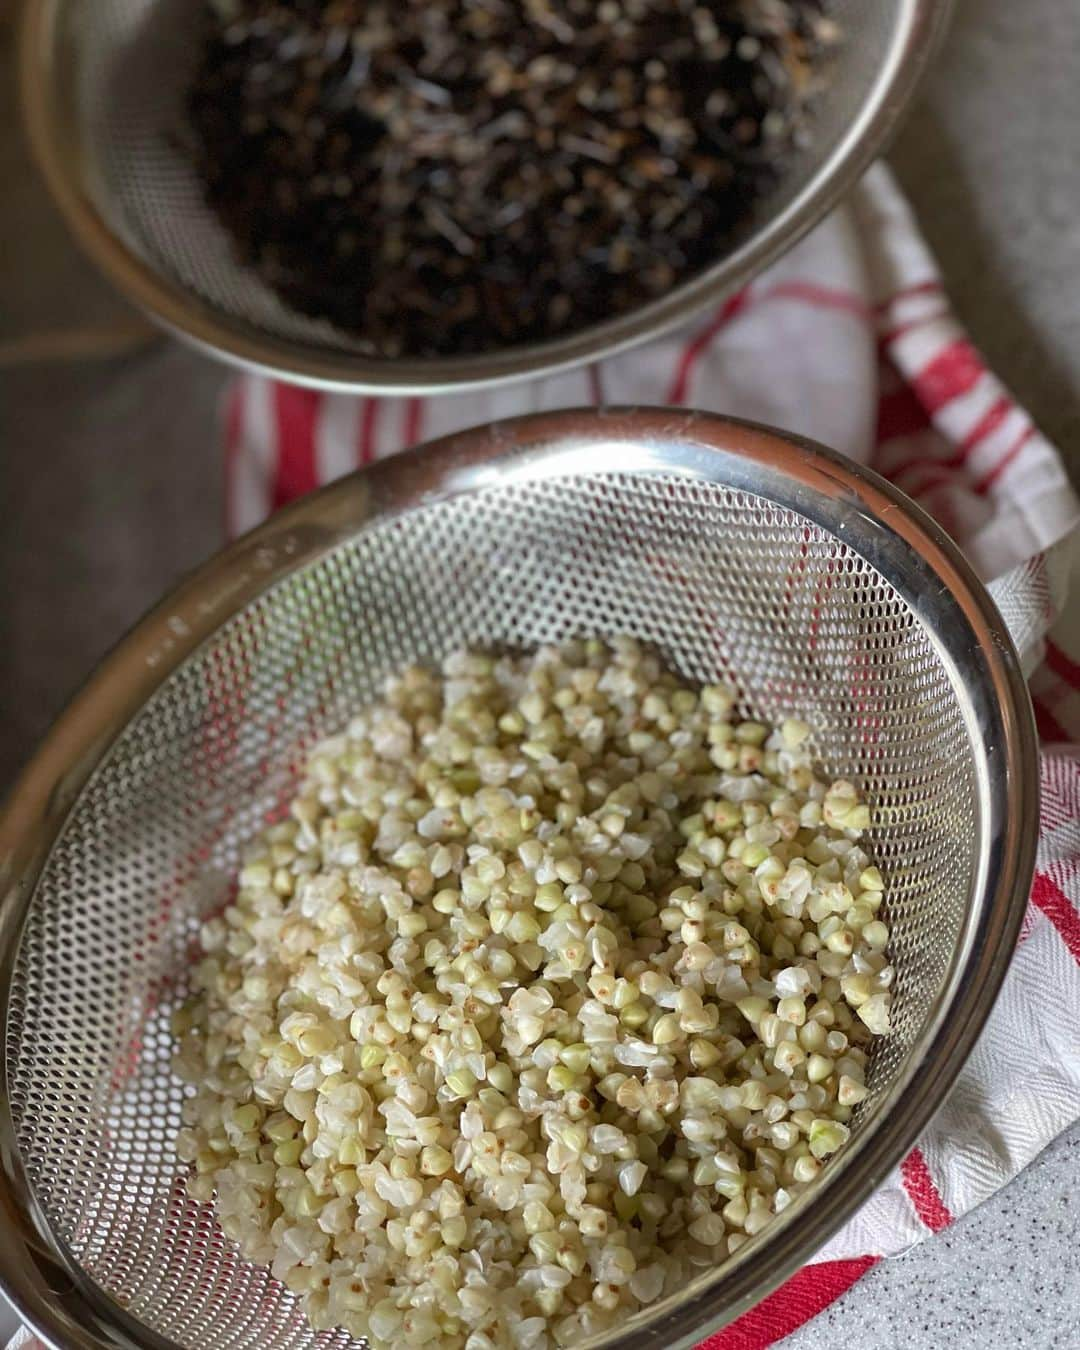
[{"x1": 219, "y1": 163, "x2": 1080, "y2": 1346}]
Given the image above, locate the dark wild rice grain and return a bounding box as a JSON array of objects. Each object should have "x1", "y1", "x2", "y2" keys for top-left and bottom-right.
[{"x1": 189, "y1": 0, "x2": 838, "y2": 358}]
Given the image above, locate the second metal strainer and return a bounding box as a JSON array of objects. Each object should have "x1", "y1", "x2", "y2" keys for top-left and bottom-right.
[
  {"x1": 0, "y1": 410, "x2": 1035, "y2": 1350},
  {"x1": 21, "y1": 0, "x2": 952, "y2": 391}
]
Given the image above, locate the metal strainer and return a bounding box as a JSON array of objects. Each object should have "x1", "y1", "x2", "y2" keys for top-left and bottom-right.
[
  {"x1": 21, "y1": 0, "x2": 952, "y2": 392},
  {"x1": 0, "y1": 410, "x2": 1035, "y2": 1350}
]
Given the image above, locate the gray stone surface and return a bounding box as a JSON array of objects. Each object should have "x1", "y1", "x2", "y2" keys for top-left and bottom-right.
[
  {"x1": 890, "y1": 0, "x2": 1080, "y2": 466},
  {"x1": 0, "y1": 9, "x2": 228, "y2": 792},
  {"x1": 781, "y1": 1120, "x2": 1080, "y2": 1348},
  {"x1": 1, "y1": 0, "x2": 1079, "y2": 1342}
]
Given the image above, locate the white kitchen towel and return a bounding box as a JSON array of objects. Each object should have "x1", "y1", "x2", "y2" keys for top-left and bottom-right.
[
  {"x1": 215, "y1": 163, "x2": 1080, "y2": 1348},
  {"x1": 50, "y1": 162, "x2": 1078, "y2": 1349}
]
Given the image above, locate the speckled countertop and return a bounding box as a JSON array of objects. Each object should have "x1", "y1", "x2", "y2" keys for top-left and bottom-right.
[
  {"x1": 781, "y1": 1123, "x2": 1080, "y2": 1348},
  {"x1": 2, "y1": 0, "x2": 1079, "y2": 1342}
]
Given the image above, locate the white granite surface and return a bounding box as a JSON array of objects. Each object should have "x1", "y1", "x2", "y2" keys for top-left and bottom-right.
[
  {"x1": 2, "y1": 0, "x2": 1079, "y2": 1342},
  {"x1": 781, "y1": 1121, "x2": 1080, "y2": 1348}
]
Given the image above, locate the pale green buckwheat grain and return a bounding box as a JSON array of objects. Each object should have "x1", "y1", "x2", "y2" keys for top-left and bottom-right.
[{"x1": 174, "y1": 638, "x2": 892, "y2": 1349}]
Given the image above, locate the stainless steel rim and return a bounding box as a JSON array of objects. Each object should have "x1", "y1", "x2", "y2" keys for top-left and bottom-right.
[
  {"x1": 20, "y1": 0, "x2": 954, "y2": 394},
  {"x1": 0, "y1": 409, "x2": 1037, "y2": 1348}
]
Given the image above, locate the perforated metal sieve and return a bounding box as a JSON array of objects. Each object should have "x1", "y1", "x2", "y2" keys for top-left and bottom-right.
[
  {"x1": 21, "y1": 0, "x2": 952, "y2": 392},
  {"x1": 0, "y1": 410, "x2": 1035, "y2": 1350}
]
